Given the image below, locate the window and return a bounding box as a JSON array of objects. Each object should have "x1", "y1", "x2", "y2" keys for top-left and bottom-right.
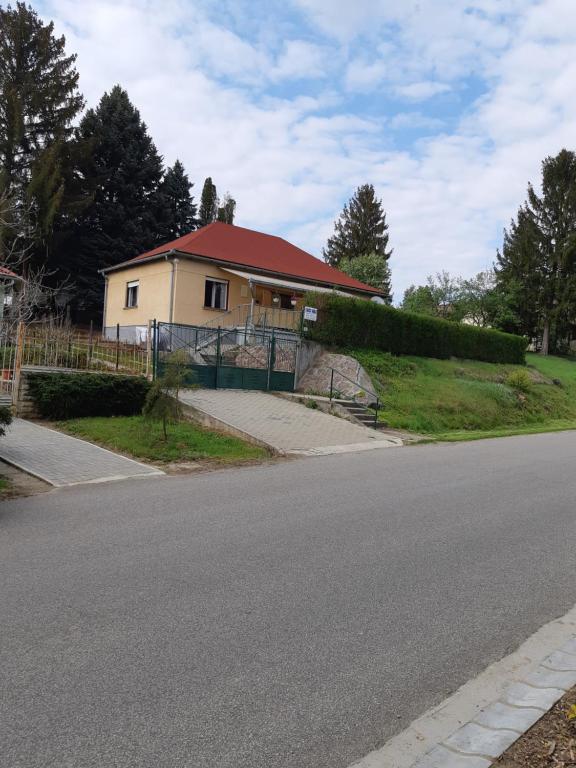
[
  {"x1": 125, "y1": 280, "x2": 139, "y2": 308},
  {"x1": 204, "y1": 278, "x2": 228, "y2": 310}
]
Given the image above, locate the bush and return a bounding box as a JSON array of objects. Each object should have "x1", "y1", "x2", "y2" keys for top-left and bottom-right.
[
  {"x1": 506, "y1": 369, "x2": 532, "y2": 393},
  {"x1": 0, "y1": 405, "x2": 12, "y2": 437},
  {"x1": 27, "y1": 372, "x2": 150, "y2": 420},
  {"x1": 304, "y1": 293, "x2": 526, "y2": 364}
]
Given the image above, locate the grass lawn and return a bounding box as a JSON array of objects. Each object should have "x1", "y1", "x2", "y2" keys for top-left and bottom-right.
[
  {"x1": 57, "y1": 415, "x2": 268, "y2": 464},
  {"x1": 347, "y1": 348, "x2": 576, "y2": 441}
]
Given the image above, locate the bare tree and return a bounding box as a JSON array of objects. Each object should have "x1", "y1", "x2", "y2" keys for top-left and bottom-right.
[{"x1": 0, "y1": 191, "x2": 71, "y2": 326}]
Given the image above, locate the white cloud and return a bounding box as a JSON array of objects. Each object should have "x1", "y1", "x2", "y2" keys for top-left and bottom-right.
[
  {"x1": 395, "y1": 81, "x2": 451, "y2": 100},
  {"x1": 40, "y1": 0, "x2": 576, "y2": 301}
]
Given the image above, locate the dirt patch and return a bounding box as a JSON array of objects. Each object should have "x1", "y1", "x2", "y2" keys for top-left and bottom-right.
[
  {"x1": 0, "y1": 460, "x2": 51, "y2": 499},
  {"x1": 492, "y1": 686, "x2": 576, "y2": 767},
  {"x1": 157, "y1": 455, "x2": 288, "y2": 475}
]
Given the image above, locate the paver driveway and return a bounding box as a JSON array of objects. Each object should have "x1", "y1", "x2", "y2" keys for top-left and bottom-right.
[
  {"x1": 179, "y1": 388, "x2": 402, "y2": 453},
  {"x1": 0, "y1": 418, "x2": 164, "y2": 486}
]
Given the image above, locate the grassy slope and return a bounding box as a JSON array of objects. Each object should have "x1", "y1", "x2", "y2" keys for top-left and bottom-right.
[
  {"x1": 57, "y1": 416, "x2": 267, "y2": 463},
  {"x1": 351, "y1": 349, "x2": 576, "y2": 440}
]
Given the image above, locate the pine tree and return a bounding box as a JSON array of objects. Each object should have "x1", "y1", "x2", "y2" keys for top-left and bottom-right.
[
  {"x1": 156, "y1": 160, "x2": 197, "y2": 241},
  {"x1": 527, "y1": 150, "x2": 576, "y2": 354},
  {"x1": 496, "y1": 150, "x2": 576, "y2": 353},
  {"x1": 198, "y1": 177, "x2": 218, "y2": 227},
  {"x1": 0, "y1": 2, "x2": 84, "y2": 264},
  {"x1": 217, "y1": 192, "x2": 236, "y2": 225},
  {"x1": 323, "y1": 184, "x2": 392, "y2": 267},
  {"x1": 65, "y1": 85, "x2": 166, "y2": 317},
  {"x1": 495, "y1": 205, "x2": 543, "y2": 341}
]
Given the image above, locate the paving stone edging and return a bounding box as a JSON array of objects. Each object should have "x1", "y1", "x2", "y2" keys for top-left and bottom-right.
[{"x1": 413, "y1": 635, "x2": 576, "y2": 768}]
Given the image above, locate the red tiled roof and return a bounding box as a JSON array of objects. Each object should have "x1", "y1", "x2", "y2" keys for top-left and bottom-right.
[
  {"x1": 110, "y1": 222, "x2": 382, "y2": 295},
  {"x1": 0, "y1": 266, "x2": 18, "y2": 279}
]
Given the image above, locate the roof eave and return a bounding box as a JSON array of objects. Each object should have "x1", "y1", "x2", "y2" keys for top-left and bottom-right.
[{"x1": 100, "y1": 249, "x2": 382, "y2": 296}]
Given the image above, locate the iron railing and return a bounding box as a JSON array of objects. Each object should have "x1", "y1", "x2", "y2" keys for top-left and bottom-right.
[{"x1": 328, "y1": 367, "x2": 381, "y2": 426}]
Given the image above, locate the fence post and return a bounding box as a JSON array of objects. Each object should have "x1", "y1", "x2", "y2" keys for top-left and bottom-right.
[
  {"x1": 152, "y1": 319, "x2": 158, "y2": 380},
  {"x1": 145, "y1": 319, "x2": 152, "y2": 379},
  {"x1": 215, "y1": 327, "x2": 221, "y2": 389},
  {"x1": 329, "y1": 368, "x2": 334, "y2": 402},
  {"x1": 267, "y1": 329, "x2": 276, "y2": 390},
  {"x1": 115, "y1": 323, "x2": 120, "y2": 371},
  {"x1": 12, "y1": 321, "x2": 25, "y2": 410},
  {"x1": 88, "y1": 320, "x2": 93, "y2": 367}
]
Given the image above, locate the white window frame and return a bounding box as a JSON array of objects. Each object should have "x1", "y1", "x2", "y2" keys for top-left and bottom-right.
[
  {"x1": 125, "y1": 280, "x2": 139, "y2": 308},
  {"x1": 204, "y1": 278, "x2": 228, "y2": 310}
]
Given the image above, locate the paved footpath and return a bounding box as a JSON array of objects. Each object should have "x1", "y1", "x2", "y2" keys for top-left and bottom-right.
[
  {"x1": 0, "y1": 418, "x2": 163, "y2": 486},
  {"x1": 179, "y1": 388, "x2": 402, "y2": 453}
]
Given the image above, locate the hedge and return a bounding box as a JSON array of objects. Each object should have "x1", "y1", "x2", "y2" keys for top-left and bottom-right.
[
  {"x1": 304, "y1": 293, "x2": 527, "y2": 364},
  {"x1": 27, "y1": 372, "x2": 150, "y2": 420}
]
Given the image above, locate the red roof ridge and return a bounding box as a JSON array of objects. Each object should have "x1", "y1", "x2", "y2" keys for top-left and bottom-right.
[{"x1": 108, "y1": 221, "x2": 382, "y2": 295}]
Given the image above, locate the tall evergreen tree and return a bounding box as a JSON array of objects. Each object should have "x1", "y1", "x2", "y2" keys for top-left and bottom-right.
[
  {"x1": 198, "y1": 177, "x2": 218, "y2": 227},
  {"x1": 323, "y1": 184, "x2": 392, "y2": 267},
  {"x1": 496, "y1": 150, "x2": 576, "y2": 353},
  {"x1": 0, "y1": 1, "x2": 84, "y2": 264},
  {"x1": 217, "y1": 192, "x2": 236, "y2": 225},
  {"x1": 66, "y1": 85, "x2": 166, "y2": 317},
  {"x1": 156, "y1": 160, "x2": 196, "y2": 241},
  {"x1": 495, "y1": 205, "x2": 543, "y2": 340}
]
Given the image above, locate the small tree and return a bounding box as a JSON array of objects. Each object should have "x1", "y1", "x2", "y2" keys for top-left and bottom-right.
[
  {"x1": 339, "y1": 252, "x2": 392, "y2": 300},
  {"x1": 0, "y1": 405, "x2": 12, "y2": 437},
  {"x1": 142, "y1": 350, "x2": 189, "y2": 440},
  {"x1": 217, "y1": 192, "x2": 236, "y2": 225}
]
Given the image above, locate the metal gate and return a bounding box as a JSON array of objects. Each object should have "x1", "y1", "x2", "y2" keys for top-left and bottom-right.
[{"x1": 153, "y1": 321, "x2": 298, "y2": 392}]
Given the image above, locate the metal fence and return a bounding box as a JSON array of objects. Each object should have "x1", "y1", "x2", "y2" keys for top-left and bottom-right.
[{"x1": 0, "y1": 320, "x2": 150, "y2": 407}]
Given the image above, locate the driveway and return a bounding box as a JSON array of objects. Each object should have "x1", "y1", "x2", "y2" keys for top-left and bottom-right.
[
  {"x1": 179, "y1": 388, "x2": 401, "y2": 453},
  {"x1": 3, "y1": 432, "x2": 576, "y2": 767},
  {"x1": 0, "y1": 419, "x2": 163, "y2": 486}
]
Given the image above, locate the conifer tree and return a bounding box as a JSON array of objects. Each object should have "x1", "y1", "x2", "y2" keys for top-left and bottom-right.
[
  {"x1": 323, "y1": 184, "x2": 392, "y2": 267},
  {"x1": 67, "y1": 85, "x2": 166, "y2": 316},
  {"x1": 156, "y1": 160, "x2": 197, "y2": 241},
  {"x1": 496, "y1": 150, "x2": 576, "y2": 353},
  {"x1": 198, "y1": 177, "x2": 218, "y2": 227},
  {"x1": 0, "y1": 2, "x2": 84, "y2": 263}
]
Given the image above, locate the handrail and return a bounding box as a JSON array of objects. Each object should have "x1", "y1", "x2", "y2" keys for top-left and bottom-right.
[{"x1": 327, "y1": 366, "x2": 380, "y2": 426}]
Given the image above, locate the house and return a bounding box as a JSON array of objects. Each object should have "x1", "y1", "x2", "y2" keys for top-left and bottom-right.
[
  {"x1": 101, "y1": 222, "x2": 383, "y2": 339},
  {"x1": 0, "y1": 266, "x2": 24, "y2": 320}
]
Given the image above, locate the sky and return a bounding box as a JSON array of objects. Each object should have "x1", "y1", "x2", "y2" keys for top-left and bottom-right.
[{"x1": 38, "y1": 0, "x2": 576, "y2": 301}]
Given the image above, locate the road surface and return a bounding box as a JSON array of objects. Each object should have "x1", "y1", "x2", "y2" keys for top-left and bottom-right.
[{"x1": 2, "y1": 432, "x2": 576, "y2": 768}]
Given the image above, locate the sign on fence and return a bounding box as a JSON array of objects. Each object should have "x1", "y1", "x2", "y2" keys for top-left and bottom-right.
[{"x1": 303, "y1": 306, "x2": 318, "y2": 322}]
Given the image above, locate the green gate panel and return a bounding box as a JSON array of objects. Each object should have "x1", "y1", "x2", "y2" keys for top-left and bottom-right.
[
  {"x1": 218, "y1": 366, "x2": 268, "y2": 390},
  {"x1": 269, "y1": 371, "x2": 295, "y2": 392}
]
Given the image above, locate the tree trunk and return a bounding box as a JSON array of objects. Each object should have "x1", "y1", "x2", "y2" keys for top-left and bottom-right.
[{"x1": 541, "y1": 315, "x2": 550, "y2": 355}]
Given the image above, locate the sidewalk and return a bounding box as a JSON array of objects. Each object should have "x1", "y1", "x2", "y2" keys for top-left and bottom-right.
[
  {"x1": 179, "y1": 389, "x2": 402, "y2": 454},
  {"x1": 0, "y1": 419, "x2": 164, "y2": 487}
]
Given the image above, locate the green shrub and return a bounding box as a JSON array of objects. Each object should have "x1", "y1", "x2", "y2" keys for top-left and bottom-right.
[
  {"x1": 304, "y1": 293, "x2": 526, "y2": 364},
  {"x1": 506, "y1": 369, "x2": 532, "y2": 393},
  {"x1": 27, "y1": 372, "x2": 150, "y2": 420},
  {"x1": 0, "y1": 405, "x2": 12, "y2": 437}
]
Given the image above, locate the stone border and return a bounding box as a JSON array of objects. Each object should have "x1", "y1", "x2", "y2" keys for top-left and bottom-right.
[
  {"x1": 410, "y1": 636, "x2": 576, "y2": 768},
  {"x1": 350, "y1": 605, "x2": 576, "y2": 768}
]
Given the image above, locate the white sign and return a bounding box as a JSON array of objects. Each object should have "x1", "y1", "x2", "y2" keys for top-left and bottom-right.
[{"x1": 303, "y1": 306, "x2": 318, "y2": 322}]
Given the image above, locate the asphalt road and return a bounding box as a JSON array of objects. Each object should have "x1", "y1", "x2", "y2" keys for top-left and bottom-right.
[{"x1": 3, "y1": 433, "x2": 576, "y2": 768}]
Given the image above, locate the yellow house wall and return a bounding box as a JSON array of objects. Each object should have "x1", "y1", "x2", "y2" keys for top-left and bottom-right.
[
  {"x1": 104, "y1": 259, "x2": 173, "y2": 328},
  {"x1": 172, "y1": 260, "x2": 249, "y2": 325}
]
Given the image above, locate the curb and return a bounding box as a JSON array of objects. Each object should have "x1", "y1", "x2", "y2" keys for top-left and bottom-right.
[{"x1": 411, "y1": 635, "x2": 576, "y2": 768}]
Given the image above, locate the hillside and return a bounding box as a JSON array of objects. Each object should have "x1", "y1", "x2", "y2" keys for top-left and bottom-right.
[{"x1": 350, "y1": 350, "x2": 576, "y2": 441}]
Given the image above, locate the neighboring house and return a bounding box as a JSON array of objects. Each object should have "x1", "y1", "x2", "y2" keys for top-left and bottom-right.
[
  {"x1": 102, "y1": 222, "x2": 383, "y2": 339},
  {"x1": 0, "y1": 266, "x2": 23, "y2": 320}
]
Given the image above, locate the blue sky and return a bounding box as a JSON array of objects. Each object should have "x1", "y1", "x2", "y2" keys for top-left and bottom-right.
[{"x1": 40, "y1": 0, "x2": 576, "y2": 300}]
